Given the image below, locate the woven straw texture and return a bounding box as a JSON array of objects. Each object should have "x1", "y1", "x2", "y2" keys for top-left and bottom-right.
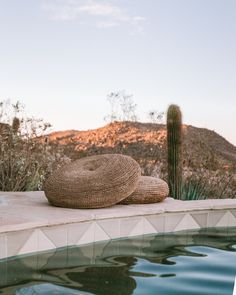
[
  {"x1": 44, "y1": 154, "x2": 141, "y2": 209},
  {"x1": 120, "y1": 176, "x2": 169, "y2": 205}
]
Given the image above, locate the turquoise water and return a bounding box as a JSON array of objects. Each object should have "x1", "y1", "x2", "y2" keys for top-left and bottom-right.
[{"x1": 0, "y1": 227, "x2": 236, "y2": 294}]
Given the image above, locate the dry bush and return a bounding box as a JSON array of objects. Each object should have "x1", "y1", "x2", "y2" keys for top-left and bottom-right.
[
  {"x1": 140, "y1": 159, "x2": 236, "y2": 199},
  {"x1": 181, "y1": 169, "x2": 236, "y2": 200},
  {"x1": 0, "y1": 100, "x2": 70, "y2": 191}
]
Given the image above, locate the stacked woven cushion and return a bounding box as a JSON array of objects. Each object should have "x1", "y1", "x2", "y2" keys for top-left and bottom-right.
[
  {"x1": 119, "y1": 176, "x2": 169, "y2": 205},
  {"x1": 44, "y1": 154, "x2": 169, "y2": 209}
]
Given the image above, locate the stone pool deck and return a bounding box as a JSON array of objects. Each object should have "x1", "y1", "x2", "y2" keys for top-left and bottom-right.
[{"x1": 0, "y1": 191, "x2": 236, "y2": 260}]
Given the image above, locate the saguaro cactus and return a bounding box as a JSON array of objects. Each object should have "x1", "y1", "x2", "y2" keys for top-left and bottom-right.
[{"x1": 167, "y1": 104, "x2": 183, "y2": 199}]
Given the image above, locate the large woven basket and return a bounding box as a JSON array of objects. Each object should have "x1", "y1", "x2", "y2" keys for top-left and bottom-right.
[
  {"x1": 44, "y1": 154, "x2": 141, "y2": 209},
  {"x1": 119, "y1": 176, "x2": 169, "y2": 205}
]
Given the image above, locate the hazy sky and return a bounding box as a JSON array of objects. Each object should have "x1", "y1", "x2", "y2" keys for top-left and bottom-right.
[{"x1": 0, "y1": 0, "x2": 235, "y2": 144}]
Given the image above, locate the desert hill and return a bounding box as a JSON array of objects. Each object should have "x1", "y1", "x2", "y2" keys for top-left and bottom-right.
[{"x1": 46, "y1": 121, "x2": 236, "y2": 175}]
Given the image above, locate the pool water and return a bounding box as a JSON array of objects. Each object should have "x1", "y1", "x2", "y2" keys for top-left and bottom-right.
[{"x1": 0, "y1": 227, "x2": 236, "y2": 295}]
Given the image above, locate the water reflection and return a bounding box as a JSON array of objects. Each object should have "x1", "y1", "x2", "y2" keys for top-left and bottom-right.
[
  {"x1": 66, "y1": 257, "x2": 137, "y2": 295},
  {"x1": 16, "y1": 283, "x2": 92, "y2": 295},
  {"x1": 0, "y1": 227, "x2": 235, "y2": 295}
]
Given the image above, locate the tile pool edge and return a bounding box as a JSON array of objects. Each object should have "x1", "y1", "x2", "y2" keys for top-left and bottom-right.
[{"x1": 0, "y1": 191, "x2": 236, "y2": 259}]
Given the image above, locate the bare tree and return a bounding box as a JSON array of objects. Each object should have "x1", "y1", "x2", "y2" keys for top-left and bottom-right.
[
  {"x1": 105, "y1": 90, "x2": 138, "y2": 122},
  {"x1": 147, "y1": 110, "x2": 164, "y2": 124}
]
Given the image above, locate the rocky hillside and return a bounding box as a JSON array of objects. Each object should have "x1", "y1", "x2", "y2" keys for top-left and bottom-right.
[{"x1": 45, "y1": 121, "x2": 236, "y2": 174}]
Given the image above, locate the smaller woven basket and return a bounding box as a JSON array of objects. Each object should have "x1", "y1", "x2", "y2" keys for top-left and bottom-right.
[{"x1": 119, "y1": 176, "x2": 169, "y2": 205}]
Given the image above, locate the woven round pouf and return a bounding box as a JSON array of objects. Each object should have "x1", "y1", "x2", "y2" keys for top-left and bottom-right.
[
  {"x1": 44, "y1": 154, "x2": 141, "y2": 209},
  {"x1": 119, "y1": 176, "x2": 169, "y2": 205}
]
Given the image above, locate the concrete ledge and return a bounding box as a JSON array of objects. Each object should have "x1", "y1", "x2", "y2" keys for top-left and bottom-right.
[{"x1": 0, "y1": 191, "x2": 236, "y2": 259}]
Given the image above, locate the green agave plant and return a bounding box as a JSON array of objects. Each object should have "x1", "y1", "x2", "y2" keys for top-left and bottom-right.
[{"x1": 181, "y1": 176, "x2": 208, "y2": 200}]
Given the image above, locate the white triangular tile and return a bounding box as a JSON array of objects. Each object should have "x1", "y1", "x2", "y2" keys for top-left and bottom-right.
[
  {"x1": 129, "y1": 219, "x2": 144, "y2": 237},
  {"x1": 215, "y1": 212, "x2": 229, "y2": 227},
  {"x1": 143, "y1": 218, "x2": 157, "y2": 235},
  {"x1": 174, "y1": 214, "x2": 200, "y2": 232},
  {"x1": 38, "y1": 229, "x2": 56, "y2": 252},
  {"x1": 191, "y1": 212, "x2": 208, "y2": 228},
  {"x1": 7, "y1": 230, "x2": 33, "y2": 257},
  {"x1": 120, "y1": 217, "x2": 142, "y2": 237},
  {"x1": 77, "y1": 223, "x2": 95, "y2": 245},
  {"x1": 146, "y1": 215, "x2": 165, "y2": 233},
  {"x1": 216, "y1": 211, "x2": 229, "y2": 227},
  {"x1": 42, "y1": 225, "x2": 67, "y2": 248},
  {"x1": 97, "y1": 218, "x2": 120, "y2": 239},
  {"x1": 165, "y1": 214, "x2": 185, "y2": 232},
  {"x1": 230, "y1": 210, "x2": 236, "y2": 218},
  {"x1": 18, "y1": 230, "x2": 38, "y2": 255},
  {"x1": 68, "y1": 221, "x2": 93, "y2": 246},
  {"x1": 208, "y1": 211, "x2": 226, "y2": 227},
  {"x1": 94, "y1": 222, "x2": 110, "y2": 242},
  {"x1": 228, "y1": 211, "x2": 236, "y2": 227}
]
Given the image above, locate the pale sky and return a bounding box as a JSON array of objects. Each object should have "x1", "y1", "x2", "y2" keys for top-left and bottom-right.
[{"x1": 0, "y1": 0, "x2": 235, "y2": 145}]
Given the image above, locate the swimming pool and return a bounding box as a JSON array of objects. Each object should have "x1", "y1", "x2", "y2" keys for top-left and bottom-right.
[{"x1": 0, "y1": 227, "x2": 236, "y2": 295}]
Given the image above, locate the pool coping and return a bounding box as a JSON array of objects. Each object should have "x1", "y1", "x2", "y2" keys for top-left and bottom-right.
[{"x1": 0, "y1": 191, "x2": 236, "y2": 260}]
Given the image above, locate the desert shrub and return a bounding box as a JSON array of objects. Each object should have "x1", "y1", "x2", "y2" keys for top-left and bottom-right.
[
  {"x1": 0, "y1": 100, "x2": 70, "y2": 191},
  {"x1": 181, "y1": 170, "x2": 236, "y2": 200},
  {"x1": 140, "y1": 158, "x2": 236, "y2": 200}
]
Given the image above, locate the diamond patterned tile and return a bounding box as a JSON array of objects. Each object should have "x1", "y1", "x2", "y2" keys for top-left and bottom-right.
[
  {"x1": 38, "y1": 229, "x2": 56, "y2": 252},
  {"x1": 68, "y1": 221, "x2": 93, "y2": 246},
  {"x1": 213, "y1": 211, "x2": 236, "y2": 227},
  {"x1": 77, "y1": 222, "x2": 95, "y2": 245},
  {"x1": 94, "y1": 222, "x2": 110, "y2": 242},
  {"x1": 191, "y1": 212, "x2": 208, "y2": 228},
  {"x1": 145, "y1": 215, "x2": 165, "y2": 233},
  {"x1": 143, "y1": 217, "x2": 157, "y2": 235},
  {"x1": 165, "y1": 213, "x2": 185, "y2": 232},
  {"x1": 42, "y1": 224, "x2": 68, "y2": 248},
  {"x1": 18, "y1": 230, "x2": 38, "y2": 256},
  {"x1": 215, "y1": 211, "x2": 230, "y2": 227},
  {"x1": 208, "y1": 211, "x2": 226, "y2": 227},
  {"x1": 120, "y1": 217, "x2": 144, "y2": 237},
  {"x1": 174, "y1": 213, "x2": 200, "y2": 232},
  {"x1": 6, "y1": 229, "x2": 33, "y2": 258},
  {"x1": 230, "y1": 210, "x2": 236, "y2": 218},
  {"x1": 228, "y1": 211, "x2": 236, "y2": 227},
  {"x1": 129, "y1": 219, "x2": 144, "y2": 237},
  {"x1": 97, "y1": 218, "x2": 120, "y2": 239}
]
